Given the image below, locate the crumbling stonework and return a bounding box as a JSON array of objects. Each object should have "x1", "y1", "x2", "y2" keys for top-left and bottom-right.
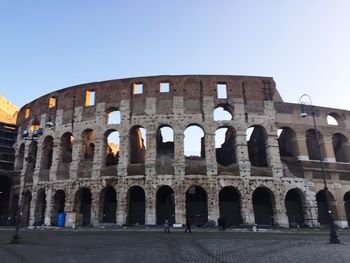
[{"x1": 9, "y1": 75, "x2": 350, "y2": 228}]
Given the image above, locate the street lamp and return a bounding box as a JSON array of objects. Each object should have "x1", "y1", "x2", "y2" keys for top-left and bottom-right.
[
  {"x1": 298, "y1": 94, "x2": 340, "y2": 244},
  {"x1": 11, "y1": 122, "x2": 52, "y2": 244}
]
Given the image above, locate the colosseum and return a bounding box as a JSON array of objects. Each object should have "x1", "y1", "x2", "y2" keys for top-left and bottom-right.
[{"x1": 4, "y1": 75, "x2": 350, "y2": 228}]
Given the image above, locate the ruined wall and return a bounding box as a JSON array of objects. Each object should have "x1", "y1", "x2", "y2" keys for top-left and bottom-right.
[{"x1": 11, "y1": 75, "x2": 350, "y2": 228}]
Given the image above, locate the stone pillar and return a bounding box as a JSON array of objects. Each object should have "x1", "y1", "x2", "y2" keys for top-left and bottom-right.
[
  {"x1": 44, "y1": 187, "x2": 53, "y2": 225},
  {"x1": 145, "y1": 184, "x2": 156, "y2": 225},
  {"x1": 49, "y1": 137, "x2": 61, "y2": 182},
  {"x1": 207, "y1": 180, "x2": 219, "y2": 222},
  {"x1": 29, "y1": 190, "x2": 37, "y2": 226},
  {"x1": 303, "y1": 187, "x2": 318, "y2": 227},
  {"x1": 174, "y1": 129, "x2": 185, "y2": 177},
  {"x1": 273, "y1": 194, "x2": 289, "y2": 228},
  {"x1": 116, "y1": 185, "x2": 126, "y2": 225},
  {"x1": 266, "y1": 132, "x2": 283, "y2": 177},
  {"x1": 92, "y1": 136, "x2": 105, "y2": 178},
  {"x1": 241, "y1": 193, "x2": 255, "y2": 224},
  {"x1": 175, "y1": 182, "x2": 186, "y2": 225},
  {"x1": 333, "y1": 183, "x2": 348, "y2": 228},
  {"x1": 70, "y1": 138, "x2": 84, "y2": 180},
  {"x1": 296, "y1": 135, "x2": 309, "y2": 161},
  {"x1": 320, "y1": 138, "x2": 336, "y2": 162},
  {"x1": 90, "y1": 190, "x2": 100, "y2": 226},
  {"x1": 145, "y1": 130, "x2": 157, "y2": 177},
  {"x1": 205, "y1": 132, "x2": 217, "y2": 176},
  {"x1": 235, "y1": 131, "x2": 251, "y2": 178}
]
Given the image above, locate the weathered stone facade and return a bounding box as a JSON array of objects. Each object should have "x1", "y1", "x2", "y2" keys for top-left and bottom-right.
[{"x1": 9, "y1": 75, "x2": 350, "y2": 228}]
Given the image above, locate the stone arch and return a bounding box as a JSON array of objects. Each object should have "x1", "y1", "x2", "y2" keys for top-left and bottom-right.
[
  {"x1": 75, "y1": 187, "x2": 92, "y2": 226},
  {"x1": 15, "y1": 143, "x2": 25, "y2": 170},
  {"x1": 34, "y1": 188, "x2": 46, "y2": 226},
  {"x1": 51, "y1": 190, "x2": 65, "y2": 226},
  {"x1": 278, "y1": 127, "x2": 298, "y2": 158},
  {"x1": 332, "y1": 133, "x2": 349, "y2": 162},
  {"x1": 82, "y1": 129, "x2": 95, "y2": 160},
  {"x1": 186, "y1": 185, "x2": 208, "y2": 226},
  {"x1": 107, "y1": 108, "x2": 121, "y2": 124},
  {"x1": 247, "y1": 125, "x2": 268, "y2": 167},
  {"x1": 105, "y1": 129, "x2": 120, "y2": 167},
  {"x1": 156, "y1": 125, "x2": 174, "y2": 158},
  {"x1": 213, "y1": 104, "x2": 233, "y2": 121},
  {"x1": 327, "y1": 112, "x2": 344, "y2": 126},
  {"x1": 127, "y1": 186, "x2": 145, "y2": 225},
  {"x1": 100, "y1": 186, "x2": 117, "y2": 223},
  {"x1": 129, "y1": 126, "x2": 146, "y2": 164},
  {"x1": 156, "y1": 185, "x2": 175, "y2": 225},
  {"x1": 219, "y1": 186, "x2": 242, "y2": 227},
  {"x1": 316, "y1": 190, "x2": 339, "y2": 225},
  {"x1": 215, "y1": 126, "x2": 237, "y2": 166},
  {"x1": 60, "y1": 132, "x2": 73, "y2": 164},
  {"x1": 344, "y1": 192, "x2": 350, "y2": 227},
  {"x1": 252, "y1": 187, "x2": 275, "y2": 225},
  {"x1": 0, "y1": 175, "x2": 12, "y2": 225},
  {"x1": 306, "y1": 129, "x2": 325, "y2": 160},
  {"x1": 27, "y1": 141, "x2": 38, "y2": 174},
  {"x1": 40, "y1": 136, "x2": 53, "y2": 169},
  {"x1": 184, "y1": 124, "x2": 205, "y2": 158},
  {"x1": 285, "y1": 188, "x2": 305, "y2": 227}
]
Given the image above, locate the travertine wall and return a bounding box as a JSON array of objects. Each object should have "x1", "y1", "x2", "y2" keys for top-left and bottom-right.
[{"x1": 11, "y1": 75, "x2": 350, "y2": 228}]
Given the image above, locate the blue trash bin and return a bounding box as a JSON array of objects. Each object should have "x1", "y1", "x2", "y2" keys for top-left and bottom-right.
[{"x1": 58, "y1": 212, "x2": 66, "y2": 227}]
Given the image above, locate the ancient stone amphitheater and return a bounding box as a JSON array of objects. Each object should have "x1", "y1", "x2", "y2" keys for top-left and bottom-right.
[{"x1": 11, "y1": 75, "x2": 350, "y2": 228}]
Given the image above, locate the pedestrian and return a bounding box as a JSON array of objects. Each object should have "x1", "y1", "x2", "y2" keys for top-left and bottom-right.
[
  {"x1": 185, "y1": 218, "x2": 192, "y2": 233},
  {"x1": 163, "y1": 219, "x2": 170, "y2": 233}
]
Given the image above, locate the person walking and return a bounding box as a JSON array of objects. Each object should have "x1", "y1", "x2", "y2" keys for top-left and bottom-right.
[
  {"x1": 163, "y1": 219, "x2": 170, "y2": 233},
  {"x1": 185, "y1": 218, "x2": 192, "y2": 233}
]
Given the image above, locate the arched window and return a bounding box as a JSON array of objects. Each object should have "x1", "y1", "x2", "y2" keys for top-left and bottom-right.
[
  {"x1": 306, "y1": 129, "x2": 325, "y2": 160},
  {"x1": 247, "y1": 126, "x2": 268, "y2": 167},
  {"x1": 15, "y1": 143, "x2": 25, "y2": 170},
  {"x1": 213, "y1": 106, "x2": 232, "y2": 121},
  {"x1": 278, "y1": 127, "x2": 298, "y2": 158},
  {"x1": 184, "y1": 125, "x2": 205, "y2": 158},
  {"x1": 107, "y1": 110, "x2": 121, "y2": 124},
  {"x1": 40, "y1": 136, "x2": 53, "y2": 169},
  {"x1": 105, "y1": 130, "x2": 120, "y2": 166},
  {"x1": 60, "y1": 132, "x2": 73, "y2": 163},
  {"x1": 215, "y1": 126, "x2": 236, "y2": 165},
  {"x1": 156, "y1": 126, "x2": 174, "y2": 157},
  {"x1": 332, "y1": 133, "x2": 349, "y2": 162},
  {"x1": 82, "y1": 129, "x2": 95, "y2": 160},
  {"x1": 129, "y1": 126, "x2": 146, "y2": 164}
]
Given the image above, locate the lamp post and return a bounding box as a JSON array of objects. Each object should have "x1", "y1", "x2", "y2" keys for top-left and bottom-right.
[
  {"x1": 298, "y1": 94, "x2": 340, "y2": 244},
  {"x1": 11, "y1": 123, "x2": 52, "y2": 244}
]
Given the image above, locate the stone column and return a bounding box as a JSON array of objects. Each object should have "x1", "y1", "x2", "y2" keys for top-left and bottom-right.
[
  {"x1": 29, "y1": 190, "x2": 37, "y2": 226},
  {"x1": 295, "y1": 135, "x2": 309, "y2": 161},
  {"x1": 235, "y1": 131, "x2": 251, "y2": 178},
  {"x1": 207, "y1": 180, "x2": 219, "y2": 222},
  {"x1": 90, "y1": 190, "x2": 100, "y2": 226},
  {"x1": 266, "y1": 132, "x2": 283, "y2": 177},
  {"x1": 70, "y1": 138, "x2": 84, "y2": 180},
  {"x1": 205, "y1": 132, "x2": 217, "y2": 176},
  {"x1": 145, "y1": 131, "x2": 157, "y2": 177},
  {"x1": 273, "y1": 194, "x2": 289, "y2": 228},
  {"x1": 92, "y1": 136, "x2": 105, "y2": 178},
  {"x1": 320, "y1": 137, "x2": 336, "y2": 162},
  {"x1": 175, "y1": 182, "x2": 186, "y2": 225},
  {"x1": 241, "y1": 193, "x2": 255, "y2": 224},
  {"x1": 116, "y1": 185, "x2": 126, "y2": 225},
  {"x1": 145, "y1": 184, "x2": 156, "y2": 225},
  {"x1": 174, "y1": 129, "x2": 185, "y2": 177},
  {"x1": 44, "y1": 187, "x2": 53, "y2": 225},
  {"x1": 49, "y1": 137, "x2": 61, "y2": 182},
  {"x1": 303, "y1": 187, "x2": 318, "y2": 227}
]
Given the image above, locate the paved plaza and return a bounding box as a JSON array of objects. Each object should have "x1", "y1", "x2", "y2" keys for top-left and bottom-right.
[{"x1": 0, "y1": 228, "x2": 349, "y2": 263}]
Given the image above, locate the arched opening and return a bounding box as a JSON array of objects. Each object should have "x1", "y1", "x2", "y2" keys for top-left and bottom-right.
[
  {"x1": 184, "y1": 125, "x2": 205, "y2": 158},
  {"x1": 27, "y1": 141, "x2": 38, "y2": 174},
  {"x1": 15, "y1": 143, "x2": 25, "y2": 170},
  {"x1": 156, "y1": 126, "x2": 174, "y2": 157},
  {"x1": 34, "y1": 189, "x2": 46, "y2": 226},
  {"x1": 129, "y1": 126, "x2": 146, "y2": 164},
  {"x1": 0, "y1": 175, "x2": 11, "y2": 225},
  {"x1": 186, "y1": 186, "x2": 208, "y2": 226},
  {"x1": 219, "y1": 187, "x2": 241, "y2": 227},
  {"x1": 156, "y1": 186, "x2": 175, "y2": 225},
  {"x1": 306, "y1": 129, "x2": 325, "y2": 161},
  {"x1": 327, "y1": 115, "x2": 338, "y2": 125},
  {"x1": 101, "y1": 186, "x2": 116, "y2": 223},
  {"x1": 127, "y1": 186, "x2": 145, "y2": 225},
  {"x1": 60, "y1": 132, "x2": 73, "y2": 163},
  {"x1": 52, "y1": 190, "x2": 65, "y2": 226},
  {"x1": 344, "y1": 192, "x2": 350, "y2": 227},
  {"x1": 40, "y1": 136, "x2": 53, "y2": 169},
  {"x1": 105, "y1": 130, "x2": 120, "y2": 166},
  {"x1": 253, "y1": 187, "x2": 274, "y2": 225},
  {"x1": 285, "y1": 189, "x2": 305, "y2": 227},
  {"x1": 82, "y1": 129, "x2": 95, "y2": 160},
  {"x1": 332, "y1": 133, "x2": 349, "y2": 162},
  {"x1": 316, "y1": 190, "x2": 338, "y2": 225},
  {"x1": 107, "y1": 110, "x2": 121, "y2": 124},
  {"x1": 22, "y1": 191, "x2": 32, "y2": 226},
  {"x1": 213, "y1": 106, "x2": 232, "y2": 121},
  {"x1": 75, "y1": 188, "x2": 92, "y2": 226},
  {"x1": 278, "y1": 127, "x2": 298, "y2": 158},
  {"x1": 215, "y1": 126, "x2": 236, "y2": 166},
  {"x1": 247, "y1": 126, "x2": 268, "y2": 167}
]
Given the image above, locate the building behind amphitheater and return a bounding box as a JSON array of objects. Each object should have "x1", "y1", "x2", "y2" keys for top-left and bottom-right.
[{"x1": 2, "y1": 75, "x2": 350, "y2": 228}]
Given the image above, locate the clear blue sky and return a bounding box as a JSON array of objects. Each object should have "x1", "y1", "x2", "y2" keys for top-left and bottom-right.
[{"x1": 1, "y1": 1, "x2": 349, "y2": 110}]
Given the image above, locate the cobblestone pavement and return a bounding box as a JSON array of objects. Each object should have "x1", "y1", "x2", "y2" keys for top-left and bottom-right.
[{"x1": 0, "y1": 228, "x2": 349, "y2": 263}]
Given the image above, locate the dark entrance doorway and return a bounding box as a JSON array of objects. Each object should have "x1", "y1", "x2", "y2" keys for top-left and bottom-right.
[
  {"x1": 127, "y1": 186, "x2": 145, "y2": 225},
  {"x1": 156, "y1": 186, "x2": 175, "y2": 225},
  {"x1": 316, "y1": 190, "x2": 338, "y2": 225},
  {"x1": 253, "y1": 187, "x2": 274, "y2": 225},
  {"x1": 285, "y1": 189, "x2": 305, "y2": 227},
  {"x1": 344, "y1": 192, "x2": 350, "y2": 227},
  {"x1": 101, "y1": 186, "x2": 116, "y2": 223},
  {"x1": 186, "y1": 186, "x2": 208, "y2": 226},
  {"x1": 34, "y1": 189, "x2": 46, "y2": 226},
  {"x1": 22, "y1": 191, "x2": 32, "y2": 226},
  {"x1": 52, "y1": 190, "x2": 65, "y2": 226},
  {"x1": 219, "y1": 187, "x2": 241, "y2": 227},
  {"x1": 75, "y1": 188, "x2": 92, "y2": 226},
  {"x1": 0, "y1": 175, "x2": 11, "y2": 225}
]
